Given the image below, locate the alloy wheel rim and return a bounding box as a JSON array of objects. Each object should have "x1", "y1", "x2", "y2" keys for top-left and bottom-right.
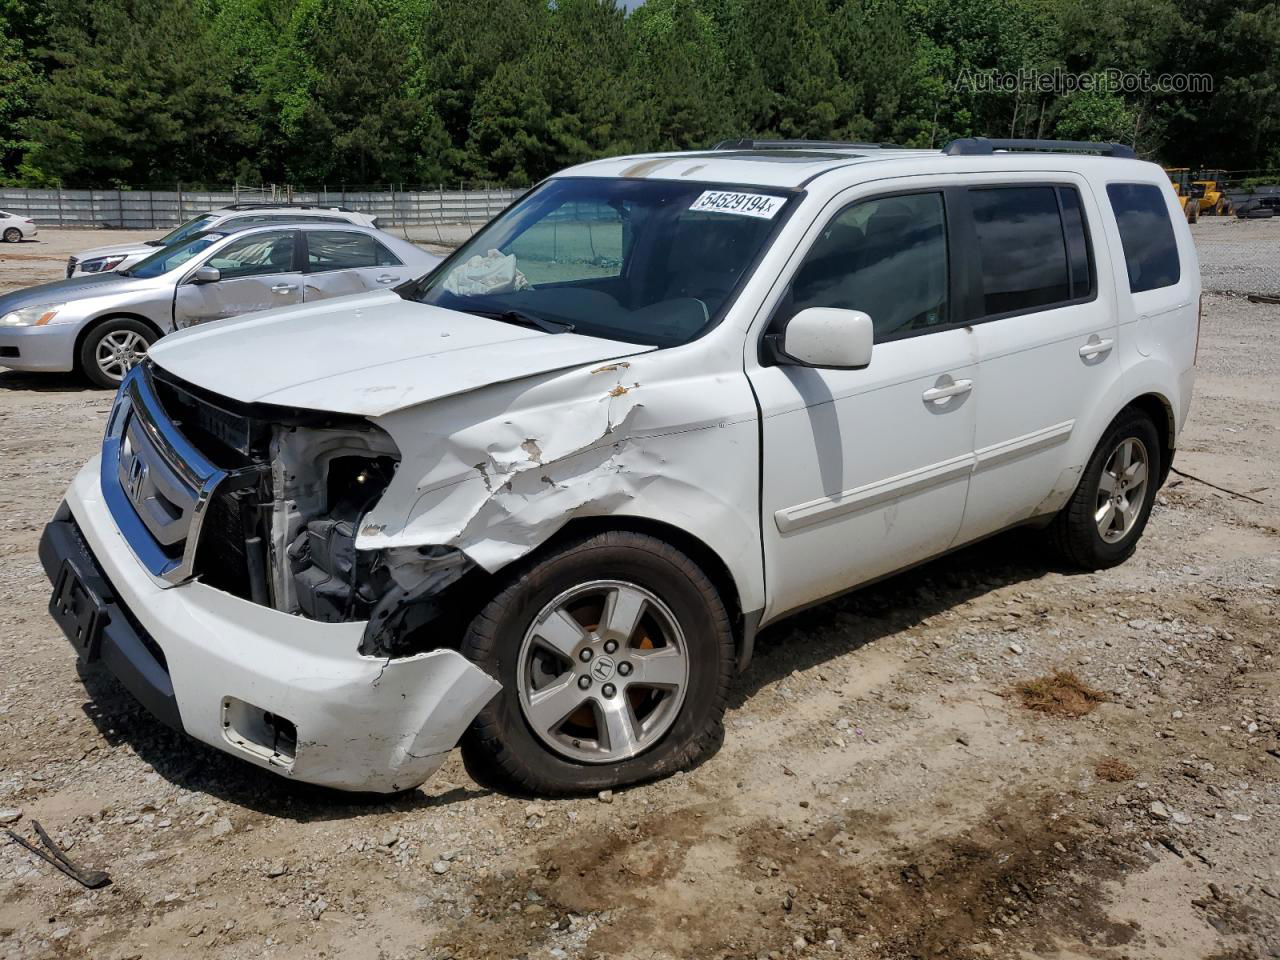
[
  {"x1": 1095, "y1": 437, "x2": 1149, "y2": 543},
  {"x1": 3, "y1": 229, "x2": 19, "y2": 242},
  {"x1": 516, "y1": 579, "x2": 689, "y2": 765},
  {"x1": 96, "y1": 330, "x2": 148, "y2": 381}
]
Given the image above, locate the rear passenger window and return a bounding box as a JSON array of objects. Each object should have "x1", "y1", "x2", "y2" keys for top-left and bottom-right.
[
  {"x1": 306, "y1": 230, "x2": 402, "y2": 270},
  {"x1": 969, "y1": 186, "x2": 1093, "y2": 316},
  {"x1": 1106, "y1": 183, "x2": 1181, "y2": 292}
]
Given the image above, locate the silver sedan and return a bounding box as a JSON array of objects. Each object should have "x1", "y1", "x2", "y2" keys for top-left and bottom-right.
[{"x1": 0, "y1": 222, "x2": 439, "y2": 387}]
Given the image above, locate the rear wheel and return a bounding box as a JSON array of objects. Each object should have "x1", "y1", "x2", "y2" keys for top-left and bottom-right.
[
  {"x1": 1049, "y1": 408, "x2": 1162, "y2": 570},
  {"x1": 78, "y1": 319, "x2": 156, "y2": 388},
  {"x1": 2, "y1": 227, "x2": 20, "y2": 243},
  {"x1": 460, "y1": 531, "x2": 733, "y2": 795}
]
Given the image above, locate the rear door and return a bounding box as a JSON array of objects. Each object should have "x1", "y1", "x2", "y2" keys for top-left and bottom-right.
[
  {"x1": 954, "y1": 177, "x2": 1120, "y2": 544},
  {"x1": 173, "y1": 230, "x2": 303, "y2": 328},
  {"x1": 302, "y1": 229, "x2": 406, "y2": 302}
]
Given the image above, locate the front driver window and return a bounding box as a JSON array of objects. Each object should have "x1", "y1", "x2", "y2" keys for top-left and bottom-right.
[
  {"x1": 207, "y1": 231, "x2": 296, "y2": 280},
  {"x1": 781, "y1": 192, "x2": 949, "y2": 342}
]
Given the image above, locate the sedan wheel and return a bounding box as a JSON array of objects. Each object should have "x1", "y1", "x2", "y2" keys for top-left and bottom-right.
[
  {"x1": 2, "y1": 228, "x2": 21, "y2": 243},
  {"x1": 517, "y1": 580, "x2": 690, "y2": 764},
  {"x1": 78, "y1": 319, "x2": 158, "y2": 389}
]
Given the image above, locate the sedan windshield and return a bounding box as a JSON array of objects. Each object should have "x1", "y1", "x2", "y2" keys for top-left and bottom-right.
[
  {"x1": 154, "y1": 214, "x2": 218, "y2": 247},
  {"x1": 126, "y1": 232, "x2": 225, "y2": 279},
  {"x1": 416, "y1": 177, "x2": 793, "y2": 346}
]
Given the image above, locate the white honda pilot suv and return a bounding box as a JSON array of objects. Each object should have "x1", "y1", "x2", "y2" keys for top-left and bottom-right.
[{"x1": 41, "y1": 138, "x2": 1199, "y2": 795}]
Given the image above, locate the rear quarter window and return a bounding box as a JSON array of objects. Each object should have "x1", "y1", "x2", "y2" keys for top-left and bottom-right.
[{"x1": 1106, "y1": 183, "x2": 1181, "y2": 292}]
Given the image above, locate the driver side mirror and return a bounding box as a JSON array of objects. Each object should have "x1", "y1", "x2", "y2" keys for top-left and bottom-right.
[
  {"x1": 767, "y1": 307, "x2": 874, "y2": 370},
  {"x1": 191, "y1": 265, "x2": 221, "y2": 284}
]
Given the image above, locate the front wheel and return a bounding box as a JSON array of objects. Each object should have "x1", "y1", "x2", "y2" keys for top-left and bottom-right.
[
  {"x1": 1049, "y1": 408, "x2": 1162, "y2": 570},
  {"x1": 460, "y1": 531, "x2": 734, "y2": 796},
  {"x1": 78, "y1": 319, "x2": 157, "y2": 388},
  {"x1": 2, "y1": 227, "x2": 21, "y2": 243}
]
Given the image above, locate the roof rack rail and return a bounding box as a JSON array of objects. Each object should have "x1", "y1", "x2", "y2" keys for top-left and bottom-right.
[
  {"x1": 713, "y1": 138, "x2": 888, "y2": 151},
  {"x1": 222, "y1": 202, "x2": 356, "y2": 212},
  {"x1": 943, "y1": 137, "x2": 1136, "y2": 159}
]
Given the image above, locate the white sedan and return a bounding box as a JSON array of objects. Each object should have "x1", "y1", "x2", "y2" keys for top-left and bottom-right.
[{"x1": 1, "y1": 210, "x2": 37, "y2": 242}]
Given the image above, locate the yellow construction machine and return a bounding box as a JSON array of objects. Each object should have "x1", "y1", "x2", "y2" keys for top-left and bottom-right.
[{"x1": 1165, "y1": 168, "x2": 1200, "y2": 223}]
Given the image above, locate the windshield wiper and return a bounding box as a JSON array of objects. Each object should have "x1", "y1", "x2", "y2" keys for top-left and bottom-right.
[
  {"x1": 472, "y1": 308, "x2": 575, "y2": 335},
  {"x1": 144, "y1": 239, "x2": 165, "y2": 246}
]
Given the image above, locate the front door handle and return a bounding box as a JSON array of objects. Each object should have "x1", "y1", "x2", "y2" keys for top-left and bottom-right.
[
  {"x1": 271, "y1": 283, "x2": 298, "y2": 294},
  {"x1": 375, "y1": 275, "x2": 400, "y2": 284},
  {"x1": 1079, "y1": 336, "x2": 1115, "y2": 359},
  {"x1": 922, "y1": 379, "x2": 973, "y2": 404}
]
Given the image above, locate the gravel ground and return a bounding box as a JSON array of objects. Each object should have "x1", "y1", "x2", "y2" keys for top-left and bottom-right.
[
  {"x1": 0, "y1": 232, "x2": 1277, "y2": 959},
  {"x1": 1192, "y1": 217, "x2": 1280, "y2": 298}
]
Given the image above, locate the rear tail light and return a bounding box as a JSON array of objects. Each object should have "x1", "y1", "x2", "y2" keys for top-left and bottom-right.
[{"x1": 23, "y1": 219, "x2": 34, "y2": 224}]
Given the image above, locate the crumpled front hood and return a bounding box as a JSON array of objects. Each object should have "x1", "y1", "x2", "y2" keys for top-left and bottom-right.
[
  {"x1": 147, "y1": 290, "x2": 656, "y2": 417},
  {"x1": 0, "y1": 272, "x2": 144, "y2": 313}
]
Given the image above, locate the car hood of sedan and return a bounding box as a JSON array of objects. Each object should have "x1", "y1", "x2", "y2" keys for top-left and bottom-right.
[
  {"x1": 74, "y1": 241, "x2": 154, "y2": 263},
  {"x1": 147, "y1": 290, "x2": 657, "y2": 417},
  {"x1": 0, "y1": 272, "x2": 145, "y2": 313}
]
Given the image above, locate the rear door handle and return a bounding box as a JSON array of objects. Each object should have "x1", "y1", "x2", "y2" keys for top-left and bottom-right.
[
  {"x1": 271, "y1": 283, "x2": 298, "y2": 294},
  {"x1": 1079, "y1": 336, "x2": 1114, "y2": 359},
  {"x1": 922, "y1": 379, "x2": 973, "y2": 404},
  {"x1": 375, "y1": 275, "x2": 400, "y2": 284}
]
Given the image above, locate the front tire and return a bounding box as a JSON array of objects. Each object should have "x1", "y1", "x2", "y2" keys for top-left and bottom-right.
[
  {"x1": 460, "y1": 531, "x2": 734, "y2": 796},
  {"x1": 78, "y1": 318, "x2": 156, "y2": 388},
  {"x1": 1050, "y1": 408, "x2": 1162, "y2": 570},
  {"x1": 2, "y1": 228, "x2": 21, "y2": 243}
]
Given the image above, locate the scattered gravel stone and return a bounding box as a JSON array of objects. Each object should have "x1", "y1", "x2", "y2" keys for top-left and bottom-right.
[
  {"x1": 1149, "y1": 801, "x2": 1172, "y2": 820},
  {"x1": 0, "y1": 809, "x2": 21, "y2": 825},
  {"x1": 597, "y1": 790, "x2": 614, "y2": 804},
  {"x1": 265, "y1": 860, "x2": 288, "y2": 878},
  {"x1": 432, "y1": 860, "x2": 451, "y2": 875}
]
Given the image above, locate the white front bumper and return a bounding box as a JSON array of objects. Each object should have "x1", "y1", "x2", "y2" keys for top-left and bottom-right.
[{"x1": 65, "y1": 456, "x2": 501, "y2": 793}]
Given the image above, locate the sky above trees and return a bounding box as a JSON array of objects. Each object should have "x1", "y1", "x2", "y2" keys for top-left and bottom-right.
[{"x1": 2, "y1": 0, "x2": 1277, "y2": 188}]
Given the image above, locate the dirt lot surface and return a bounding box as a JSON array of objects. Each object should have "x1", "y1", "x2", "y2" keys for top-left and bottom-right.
[{"x1": 0, "y1": 232, "x2": 1278, "y2": 960}]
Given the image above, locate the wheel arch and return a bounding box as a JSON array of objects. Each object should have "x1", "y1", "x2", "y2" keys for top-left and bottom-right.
[
  {"x1": 532, "y1": 515, "x2": 754, "y2": 671},
  {"x1": 73, "y1": 312, "x2": 165, "y2": 361},
  {"x1": 1124, "y1": 392, "x2": 1176, "y2": 486}
]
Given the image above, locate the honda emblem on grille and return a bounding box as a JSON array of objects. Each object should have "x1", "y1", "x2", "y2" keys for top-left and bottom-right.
[{"x1": 126, "y1": 456, "x2": 148, "y2": 504}]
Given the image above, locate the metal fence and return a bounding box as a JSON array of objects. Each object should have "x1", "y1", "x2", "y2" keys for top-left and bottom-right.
[{"x1": 0, "y1": 184, "x2": 527, "y2": 230}]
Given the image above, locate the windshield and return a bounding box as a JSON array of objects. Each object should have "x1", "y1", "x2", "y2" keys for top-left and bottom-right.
[
  {"x1": 416, "y1": 177, "x2": 793, "y2": 346},
  {"x1": 155, "y1": 214, "x2": 218, "y2": 247},
  {"x1": 126, "y1": 232, "x2": 225, "y2": 278}
]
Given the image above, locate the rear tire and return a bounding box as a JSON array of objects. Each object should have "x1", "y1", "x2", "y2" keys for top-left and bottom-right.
[
  {"x1": 460, "y1": 531, "x2": 733, "y2": 796},
  {"x1": 2, "y1": 228, "x2": 20, "y2": 243},
  {"x1": 78, "y1": 318, "x2": 157, "y2": 389},
  {"x1": 1049, "y1": 408, "x2": 1162, "y2": 570}
]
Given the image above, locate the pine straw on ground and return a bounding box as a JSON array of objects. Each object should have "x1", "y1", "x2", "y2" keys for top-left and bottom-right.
[
  {"x1": 1013, "y1": 670, "x2": 1108, "y2": 718},
  {"x1": 1094, "y1": 756, "x2": 1138, "y2": 782}
]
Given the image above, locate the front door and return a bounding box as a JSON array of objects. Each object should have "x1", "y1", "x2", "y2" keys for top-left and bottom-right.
[
  {"x1": 748, "y1": 189, "x2": 979, "y2": 619},
  {"x1": 174, "y1": 229, "x2": 303, "y2": 328}
]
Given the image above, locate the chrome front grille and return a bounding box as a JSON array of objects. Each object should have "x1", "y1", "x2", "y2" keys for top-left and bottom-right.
[{"x1": 102, "y1": 365, "x2": 228, "y2": 583}]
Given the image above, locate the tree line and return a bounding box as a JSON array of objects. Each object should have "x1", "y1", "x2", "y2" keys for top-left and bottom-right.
[{"x1": 2, "y1": 0, "x2": 1278, "y2": 189}]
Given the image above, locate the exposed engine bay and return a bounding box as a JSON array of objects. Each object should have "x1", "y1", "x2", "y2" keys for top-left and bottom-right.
[{"x1": 152, "y1": 364, "x2": 472, "y2": 656}]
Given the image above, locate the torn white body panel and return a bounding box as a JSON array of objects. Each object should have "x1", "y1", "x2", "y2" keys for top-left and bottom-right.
[
  {"x1": 363, "y1": 340, "x2": 767, "y2": 616},
  {"x1": 63, "y1": 458, "x2": 500, "y2": 793}
]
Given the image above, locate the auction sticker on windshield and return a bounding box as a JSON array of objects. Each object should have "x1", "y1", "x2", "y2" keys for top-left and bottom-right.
[{"x1": 689, "y1": 190, "x2": 786, "y2": 220}]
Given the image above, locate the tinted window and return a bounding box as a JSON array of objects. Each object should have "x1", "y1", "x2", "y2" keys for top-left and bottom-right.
[
  {"x1": 306, "y1": 230, "x2": 401, "y2": 270},
  {"x1": 1106, "y1": 183, "x2": 1181, "y2": 292},
  {"x1": 782, "y1": 192, "x2": 948, "y2": 342},
  {"x1": 207, "y1": 230, "x2": 297, "y2": 279},
  {"x1": 1059, "y1": 188, "x2": 1094, "y2": 300},
  {"x1": 129, "y1": 232, "x2": 225, "y2": 278},
  {"x1": 970, "y1": 186, "x2": 1073, "y2": 315}
]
